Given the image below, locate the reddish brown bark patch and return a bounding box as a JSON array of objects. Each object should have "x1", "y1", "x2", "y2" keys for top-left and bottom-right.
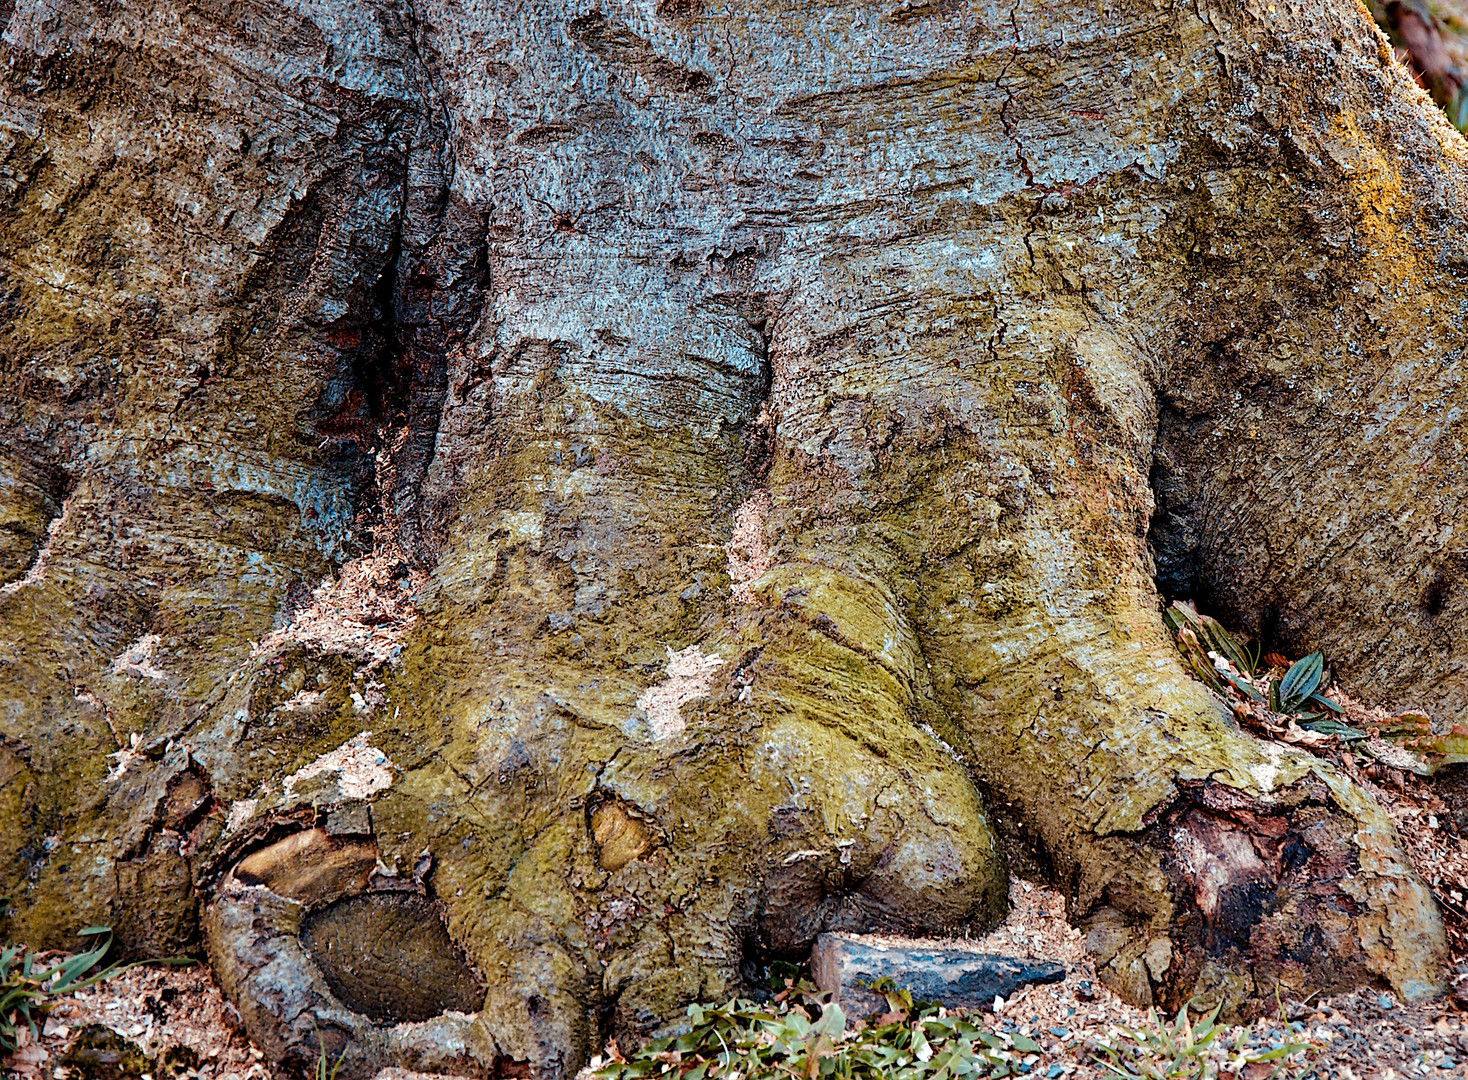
[{"x1": 1154, "y1": 779, "x2": 1376, "y2": 1011}]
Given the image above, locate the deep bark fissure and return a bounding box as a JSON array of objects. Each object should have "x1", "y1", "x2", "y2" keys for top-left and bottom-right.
[
  {"x1": 330, "y1": 64, "x2": 491, "y2": 570},
  {"x1": 1147, "y1": 401, "x2": 1219, "y2": 610}
]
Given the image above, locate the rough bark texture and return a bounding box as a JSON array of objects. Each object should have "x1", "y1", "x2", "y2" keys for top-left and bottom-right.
[{"x1": 1, "y1": 0, "x2": 1464, "y2": 1075}]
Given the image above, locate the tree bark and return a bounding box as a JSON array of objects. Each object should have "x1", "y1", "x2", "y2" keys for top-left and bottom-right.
[{"x1": 1, "y1": 0, "x2": 1463, "y2": 1074}]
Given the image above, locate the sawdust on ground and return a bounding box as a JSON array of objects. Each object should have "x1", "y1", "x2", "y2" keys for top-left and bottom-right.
[
  {"x1": 6, "y1": 871, "x2": 1468, "y2": 1080},
  {"x1": 4, "y1": 964, "x2": 272, "y2": 1080},
  {"x1": 7, "y1": 770, "x2": 1468, "y2": 1080},
  {"x1": 931, "y1": 878, "x2": 1467, "y2": 1078}
]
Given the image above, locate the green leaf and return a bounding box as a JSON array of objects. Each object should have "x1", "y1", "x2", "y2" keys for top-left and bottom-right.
[
  {"x1": 1381, "y1": 713, "x2": 1432, "y2": 738},
  {"x1": 1450, "y1": 86, "x2": 1468, "y2": 131},
  {"x1": 812, "y1": 1003, "x2": 846, "y2": 1038},
  {"x1": 1198, "y1": 620, "x2": 1256, "y2": 677},
  {"x1": 1277, "y1": 652, "x2": 1324, "y2": 712},
  {"x1": 1248, "y1": 1042, "x2": 1308, "y2": 1062},
  {"x1": 1220, "y1": 670, "x2": 1264, "y2": 703},
  {"x1": 1308, "y1": 692, "x2": 1343, "y2": 714},
  {"x1": 1300, "y1": 718, "x2": 1366, "y2": 741},
  {"x1": 1164, "y1": 607, "x2": 1226, "y2": 693},
  {"x1": 1008, "y1": 1034, "x2": 1041, "y2": 1053}
]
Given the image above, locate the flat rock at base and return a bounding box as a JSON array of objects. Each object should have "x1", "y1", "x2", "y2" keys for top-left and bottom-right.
[{"x1": 811, "y1": 934, "x2": 1066, "y2": 1018}]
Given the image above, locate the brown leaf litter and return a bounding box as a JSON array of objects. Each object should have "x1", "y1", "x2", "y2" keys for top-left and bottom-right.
[
  {"x1": 3, "y1": 964, "x2": 274, "y2": 1080},
  {"x1": 6, "y1": 870, "x2": 1468, "y2": 1080},
  {"x1": 799, "y1": 876, "x2": 1466, "y2": 1077},
  {"x1": 961, "y1": 878, "x2": 1467, "y2": 1078}
]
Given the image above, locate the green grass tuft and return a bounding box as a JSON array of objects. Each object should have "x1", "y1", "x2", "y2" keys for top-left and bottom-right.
[{"x1": 1, "y1": 926, "x2": 193, "y2": 1054}]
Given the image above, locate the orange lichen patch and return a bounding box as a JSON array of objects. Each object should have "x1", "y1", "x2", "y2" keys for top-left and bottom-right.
[
  {"x1": 725, "y1": 488, "x2": 772, "y2": 604},
  {"x1": 251, "y1": 543, "x2": 426, "y2": 668},
  {"x1": 1327, "y1": 112, "x2": 1428, "y2": 290},
  {"x1": 109, "y1": 632, "x2": 169, "y2": 681},
  {"x1": 634, "y1": 644, "x2": 724, "y2": 738},
  {"x1": 281, "y1": 730, "x2": 396, "y2": 802},
  {"x1": 0, "y1": 489, "x2": 71, "y2": 599}
]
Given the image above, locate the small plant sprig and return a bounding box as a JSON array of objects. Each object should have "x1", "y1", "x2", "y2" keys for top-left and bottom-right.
[
  {"x1": 1266, "y1": 652, "x2": 1343, "y2": 721},
  {"x1": 1161, "y1": 603, "x2": 1468, "y2": 773},
  {"x1": 311, "y1": 1019, "x2": 348, "y2": 1080},
  {"x1": 1092, "y1": 1003, "x2": 1310, "y2": 1080},
  {"x1": 1163, "y1": 602, "x2": 1261, "y2": 697},
  {"x1": 1, "y1": 926, "x2": 193, "y2": 1053},
  {"x1": 1163, "y1": 604, "x2": 1366, "y2": 743},
  {"x1": 3, "y1": 927, "x2": 119, "y2": 1053},
  {"x1": 1377, "y1": 714, "x2": 1468, "y2": 776}
]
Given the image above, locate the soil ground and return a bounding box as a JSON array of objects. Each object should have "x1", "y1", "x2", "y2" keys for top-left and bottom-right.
[{"x1": 5, "y1": 838, "x2": 1466, "y2": 1080}]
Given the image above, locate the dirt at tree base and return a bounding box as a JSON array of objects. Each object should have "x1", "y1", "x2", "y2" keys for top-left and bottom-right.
[
  {"x1": 1, "y1": 965, "x2": 271, "y2": 1080},
  {"x1": 9, "y1": 851, "x2": 1468, "y2": 1080}
]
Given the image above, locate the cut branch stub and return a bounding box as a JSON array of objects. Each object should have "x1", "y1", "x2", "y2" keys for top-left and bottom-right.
[
  {"x1": 233, "y1": 830, "x2": 378, "y2": 905},
  {"x1": 205, "y1": 829, "x2": 494, "y2": 1079},
  {"x1": 589, "y1": 800, "x2": 655, "y2": 872},
  {"x1": 301, "y1": 892, "x2": 484, "y2": 1023}
]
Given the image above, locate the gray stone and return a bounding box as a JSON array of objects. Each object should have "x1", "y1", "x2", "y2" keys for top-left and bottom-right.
[{"x1": 811, "y1": 935, "x2": 1066, "y2": 1018}]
